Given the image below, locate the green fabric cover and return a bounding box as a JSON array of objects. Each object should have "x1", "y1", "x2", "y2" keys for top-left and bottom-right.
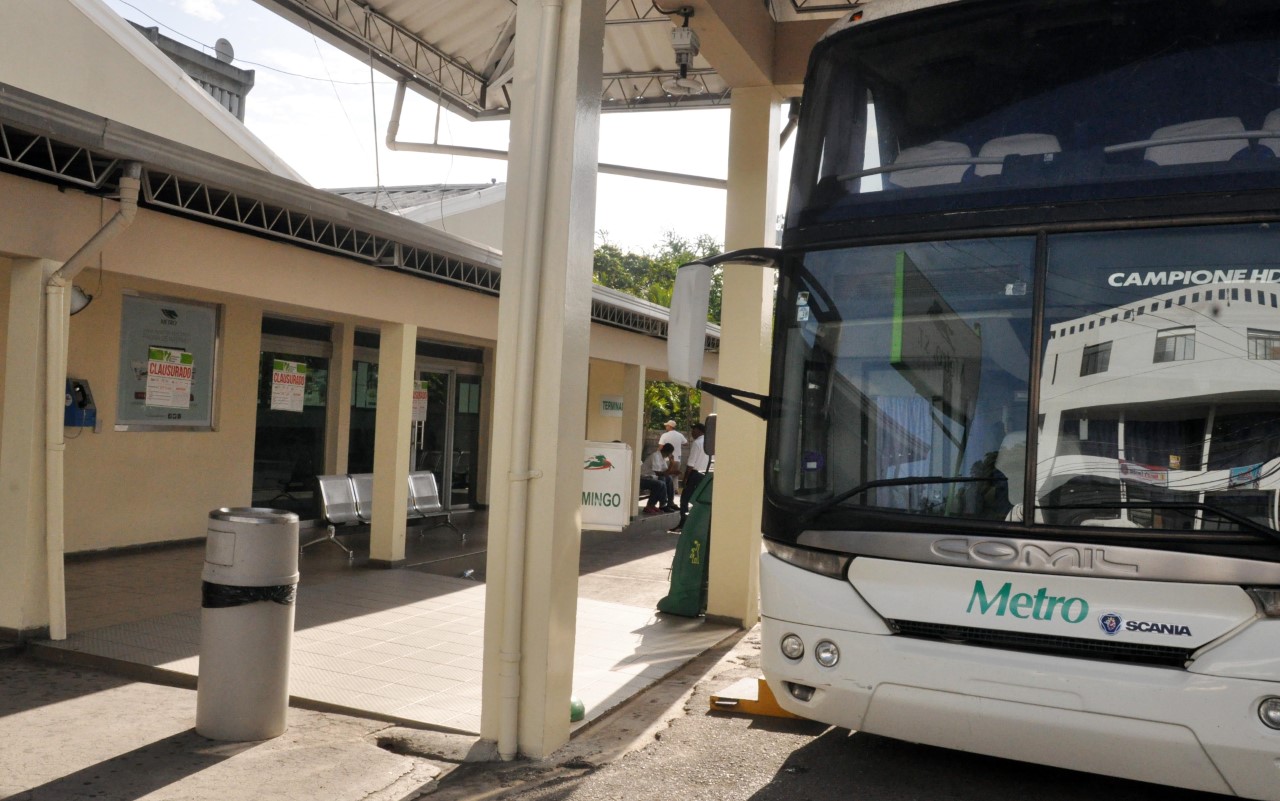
[{"x1": 657, "y1": 474, "x2": 713, "y2": 617}]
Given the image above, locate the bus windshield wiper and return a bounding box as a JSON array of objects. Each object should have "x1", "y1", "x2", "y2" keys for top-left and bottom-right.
[
  {"x1": 1038, "y1": 501, "x2": 1280, "y2": 543},
  {"x1": 798, "y1": 475, "x2": 992, "y2": 525}
]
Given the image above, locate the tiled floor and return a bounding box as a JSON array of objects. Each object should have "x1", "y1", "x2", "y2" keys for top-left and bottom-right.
[{"x1": 47, "y1": 509, "x2": 734, "y2": 734}]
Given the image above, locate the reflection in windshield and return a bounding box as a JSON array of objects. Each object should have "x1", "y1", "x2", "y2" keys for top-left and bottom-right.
[
  {"x1": 772, "y1": 239, "x2": 1034, "y2": 522},
  {"x1": 771, "y1": 224, "x2": 1280, "y2": 537},
  {"x1": 792, "y1": 0, "x2": 1280, "y2": 227},
  {"x1": 1037, "y1": 225, "x2": 1280, "y2": 533}
]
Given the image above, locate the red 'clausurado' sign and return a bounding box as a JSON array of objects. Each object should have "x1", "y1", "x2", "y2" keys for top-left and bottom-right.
[
  {"x1": 148, "y1": 362, "x2": 193, "y2": 379},
  {"x1": 273, "y1": 371, "x2": 305, "y2": 385}
]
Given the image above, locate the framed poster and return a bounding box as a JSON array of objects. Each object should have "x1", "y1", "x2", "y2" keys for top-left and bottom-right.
[{"x1": 116, "y1": 293, "x2": 220, "y2": 430}]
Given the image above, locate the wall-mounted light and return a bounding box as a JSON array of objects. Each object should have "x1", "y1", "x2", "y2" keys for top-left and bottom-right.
[{"x1": 69, "y1": 286, "x2": 93, "y2": 316}]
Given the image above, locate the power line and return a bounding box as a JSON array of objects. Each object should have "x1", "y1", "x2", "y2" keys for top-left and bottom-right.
[{"x1": 109, "y1": 0, "x2": 397, "y2": 86}]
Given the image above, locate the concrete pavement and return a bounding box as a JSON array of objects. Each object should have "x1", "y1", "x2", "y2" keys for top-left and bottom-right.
[
  {"x1": 3, "y1": 507, "x2": 743, "y2": 801},
  {"x1": 0, "y1": 621, "x2": 753, "y2": 801},
  {"x1": 0, "y1": 654, "x2": 474, "y2": 801}
]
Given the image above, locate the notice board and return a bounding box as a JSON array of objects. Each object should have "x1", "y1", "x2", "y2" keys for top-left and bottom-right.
[{"x1": 116, "y1": 294, "x2": 219, "y2": 429}]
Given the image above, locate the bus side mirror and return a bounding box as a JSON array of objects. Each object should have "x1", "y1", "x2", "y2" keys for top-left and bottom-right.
[{"x1": 667, "y1": 260, "x2": 713, "y2": 387}]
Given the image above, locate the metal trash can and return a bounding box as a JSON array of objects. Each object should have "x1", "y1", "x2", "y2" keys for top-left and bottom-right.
[{"x1": 196, "y1": 507, "x2": 299, "y2": 741}]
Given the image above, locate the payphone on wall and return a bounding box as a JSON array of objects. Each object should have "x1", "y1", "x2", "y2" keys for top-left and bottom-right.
[{"x1": 65, "y1": 378, "x2": 97, "y2": 428}]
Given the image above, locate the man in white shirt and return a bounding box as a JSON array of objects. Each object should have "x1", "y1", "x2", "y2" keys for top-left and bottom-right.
[
  {"x1": 673, "y1": 422, "x2": 710, "y2": 530},
  {"x1": 639, "y1": 443, "x2": 677, "y2": 515},
  {"x1": 657, "y1": 420, "x2": 686, "y2": 513}
]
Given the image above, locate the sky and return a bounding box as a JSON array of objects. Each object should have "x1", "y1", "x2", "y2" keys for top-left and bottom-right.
[{"x1": 100, "y1": 0, "x2": 795, "y2": 253}]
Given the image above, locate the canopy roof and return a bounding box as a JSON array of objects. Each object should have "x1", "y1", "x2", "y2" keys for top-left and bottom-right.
[{"x1": 255, "y1": 0, "x2": 855, "y2": 119}]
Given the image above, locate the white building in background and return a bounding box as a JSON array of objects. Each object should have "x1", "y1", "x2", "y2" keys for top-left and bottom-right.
[{"x1": 1037, "y1": 281, "x2": 1280, "y2": 529}]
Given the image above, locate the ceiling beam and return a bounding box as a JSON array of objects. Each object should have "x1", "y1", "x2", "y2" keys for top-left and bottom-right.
[
  {"x1": 667, "y1": 1, "x2": 827, "y2": 94},
  {"x1": 479, "y1": 10, "x2": 518, "y2": 80},
  {"x1": 674, "y1": 0, "x2": 775, "y2": 89},
  {"x1": 773, "y1": 18, "x2": 831, "y2": 94}
]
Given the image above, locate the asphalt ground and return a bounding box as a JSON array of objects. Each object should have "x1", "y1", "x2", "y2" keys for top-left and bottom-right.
[
  {"x1": 6, "y1": 512, "x2": 1237, "y2": 801},
  {"x1": 425, "y1": 627, "x2": 1232, "y2": 801},
  {"x1": 3, "y1": 621, "x2": 1236, "y2": 801}
]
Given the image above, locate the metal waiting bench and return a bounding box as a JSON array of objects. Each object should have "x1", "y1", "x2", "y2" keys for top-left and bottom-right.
[
  {"x1": 302, "y1": 471, "x2": 464, "y2": 559},
  {"x1": 407, "y1": 470, "x2": 465, "y2": 541}
]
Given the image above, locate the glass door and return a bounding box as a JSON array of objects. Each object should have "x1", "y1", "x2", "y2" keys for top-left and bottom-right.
[
  {"x1": 412, "y1": 370, "x2": 452, "y2": 494},
  {"x1": 452, "y1": 375, "x2": 481, "y2": 507},
  {"x1": 409, "y1": 368, "x2": 482, "y2": 509},
  {"x1": 348, "y1": 358, "x2": 378, "y2": 474},
  {"x1": 253, "y1": 325, "x2": 332, "y2": 517},
  {"x1": 342, "y1": 334, "x2": 484, "y2": 509}
]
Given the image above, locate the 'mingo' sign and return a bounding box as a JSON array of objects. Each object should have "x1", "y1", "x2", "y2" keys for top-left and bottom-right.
[{"x1": 580, "y1": 441, "x2": 632, "y2": 532}]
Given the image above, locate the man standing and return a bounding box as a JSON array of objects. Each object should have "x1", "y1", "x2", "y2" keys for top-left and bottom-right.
[
  {"x1": 672, "y1": 422, "x2": 709, "y2": 531},
  {"x1": 657, "y1": 420, "x2": 686, "y2": 513}
]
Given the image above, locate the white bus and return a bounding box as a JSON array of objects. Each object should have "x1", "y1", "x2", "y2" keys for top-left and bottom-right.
[{"x1": 671, "y1": 0, "x2": 1280, "y2": 796}]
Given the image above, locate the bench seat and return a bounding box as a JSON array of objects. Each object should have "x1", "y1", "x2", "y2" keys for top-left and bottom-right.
[{"x1": 302, "y1": 471, "x2": 464, "y2": 559}]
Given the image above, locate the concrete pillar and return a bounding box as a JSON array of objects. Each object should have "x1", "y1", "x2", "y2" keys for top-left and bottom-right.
[
  {"x1": 621, "y1": 363, "x2": 646, "y2": 515},
  {"x1": 706, "y1": 86, "x2": 780, "y2": 628},
  {"x1": 481, "y1": 0, "x2": 603, "y2": 760},
  {"x1": 368, "y1": 322, "x2": 415, "y2": 566},
  {"x1": 0, "y1": 259, "x2": 56, "y2": 639},
  {"x1": 325, "y1": 322, "x2": 355, "y2": 474},
  {"x1": 475, "y1": 347, "x2": 496, "y2": 507}
]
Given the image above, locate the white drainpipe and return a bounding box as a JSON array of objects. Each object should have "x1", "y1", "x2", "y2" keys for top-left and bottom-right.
[
  {"x1": 386, "y1": 81, "x2": 727, "y2": 191},
  {"x1": 44, "y1": 162, "x2": 142, "y2": 640},
  {"x1": 495, "y1": 0, "x2": 563, "y2": 761}
]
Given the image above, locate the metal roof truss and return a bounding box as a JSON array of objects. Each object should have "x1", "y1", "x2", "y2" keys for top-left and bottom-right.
[{"x1": 0, "y1": 112, "x2": 719, "y2": 349}]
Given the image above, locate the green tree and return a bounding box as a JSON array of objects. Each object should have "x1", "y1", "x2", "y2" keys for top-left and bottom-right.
[
  {"x1": 594, "y1": 231, "x2": 719, "y2": 431},
  {"x1": 644, "y1": 379, "x2": 701, "y2": 432},
  {"x1": 594, "y1": 231, "x2": 723, "y2": 323}
]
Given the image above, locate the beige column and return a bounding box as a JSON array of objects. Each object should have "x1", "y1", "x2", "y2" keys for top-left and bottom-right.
[
  {"x1": 368, "y1": 322, "x2": 415, "y2": 566},
  {"x1": 324, "y1": 322, "x2": 355, "y2": 474},
  {"x1": 585, "y1": 359, "x2": 625, "y2": 441},
  {"x1": 481, "y1": 0, "x2": 603, "y2": 760},
  {"x1": 475, "y1": 347, "x2": 496, "y2": 507},
  {"x1": 706, "y1": 86, "x2": 780, "y2": 627},
  {"x1": 0, "y1": 259, "x2": 56, "y2": 638},
  {"x1": 621, "y1": 363, "x2": 647, "y2": 515}
]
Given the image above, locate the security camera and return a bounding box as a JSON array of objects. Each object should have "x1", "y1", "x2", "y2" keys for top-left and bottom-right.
[{"x1": 670, "y1": 26, "x2": 700, "y2": 69}]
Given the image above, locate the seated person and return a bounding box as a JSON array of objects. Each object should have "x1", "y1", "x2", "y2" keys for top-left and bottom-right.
[{"x1": 640, "y1": 443, "x2": 677, "y2": 515}]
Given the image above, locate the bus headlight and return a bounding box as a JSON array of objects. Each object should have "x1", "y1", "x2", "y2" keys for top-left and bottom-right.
[
  {"x1": 1246, "y1": 588, "x2": 1280, "y2": 617},
  {"x1": 814, "y1": 640, "x2": 840, "y2": 667},
  {"x1": 765, "y1": 540, "x2": 851, "y2": 579},
  {"x1": 780, "y1": 634, "x2": 805, "y2": 660},
  {"x1": 1259, "y1": 697, "x2": 1280, "y2": 729}
]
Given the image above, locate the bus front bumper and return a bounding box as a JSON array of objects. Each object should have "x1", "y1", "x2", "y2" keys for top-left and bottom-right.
[{"x1": 760, "y1": 555, "x2": 1280, "y2": 799}]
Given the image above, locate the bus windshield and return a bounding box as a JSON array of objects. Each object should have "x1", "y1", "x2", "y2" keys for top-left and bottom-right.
[
  {"x1": 790, "y1": 0, "x2": 1280, "y2": 228},
  {"x1": 770, "y1": 223, "x2": 1280, "y2": 538}
]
